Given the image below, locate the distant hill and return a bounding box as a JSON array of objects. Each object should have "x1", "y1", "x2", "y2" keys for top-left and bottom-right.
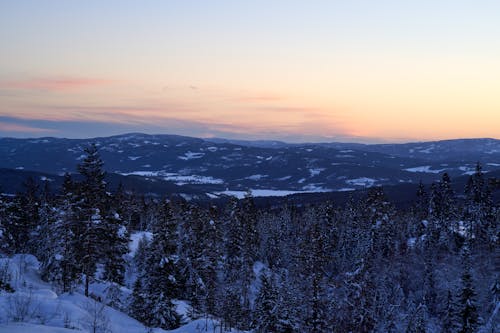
[{"x1": 1, "y1": 133, "x2": 499, "y2": 201}]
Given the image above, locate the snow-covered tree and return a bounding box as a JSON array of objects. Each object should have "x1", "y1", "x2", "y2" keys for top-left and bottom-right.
[{"x1": 140, "y1": 200, "x2": 181, "y2": 329}]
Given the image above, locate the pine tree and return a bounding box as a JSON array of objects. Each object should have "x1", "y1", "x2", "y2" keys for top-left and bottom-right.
[
  {"x1": 406, "y1": 303, "x2": 427, "y2": 333},
  {"x1": 0, "y1": 192, "x2": 7, "y2": 254},
  {"x1": 75, "y1": 143, "x2": 108, "y2": 296},
  {"x1": 457, "y1": 246, "x2": 480, "y2": 333},
  {"x1": 37, "y1": 182, "x2": 57, "y2": 276},
  {"x1": 300, "y1": 208, "x2": 329, "y2": 333},
  {"x1": 141, "y1": 200, "x2": 181, "y2": 329},
  {"x1": 133, "y1": 234, "x2": 150, "y2": 279},
  {"x1": 22, "y1": 176, "x2": 41, "y2": 253},
  {"x1": 219, "y1": 196, "x2": 256, "y2": 330},
  {"x1": 414, "y1": 180, "x2": 429, "y2": 222},
  {"x1": 253, "y1": 273, "x2": 280, "y2": 333},
  {"x1": 177, "y1": 204, "x2": 219, "y2": 318},
  {"x1": 102, "y1": 205, "x2": 129, "y2": 285},
  {"x1": 464, "y1": 162, "x2": 495, "y2": 247},
  {"x1": 129, "y1": 278, "x2": 149, "y2": 324},
  {"x1": 442, "y1": 290, "x2": 457, "y2": 333},
  {"x1": 3, "y1": 177, "x2": 41, "y2": 253},
  {"x1": 40, "y1": 174, "x2": 80, "y2": 293}
]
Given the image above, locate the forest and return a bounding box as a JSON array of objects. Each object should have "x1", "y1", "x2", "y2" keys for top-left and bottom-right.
[{"x1": 0, "y1": 144, "x2": 498, "y2": 333}]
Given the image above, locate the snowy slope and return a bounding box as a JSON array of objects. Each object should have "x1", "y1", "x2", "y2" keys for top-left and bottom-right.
[{"x1": 0, "y1": 255, "x2": 244, "y2": 333}]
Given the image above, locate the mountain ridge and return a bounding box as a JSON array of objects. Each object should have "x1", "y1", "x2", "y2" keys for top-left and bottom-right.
[{"x1": 1, "y1": 133, "x2": 499, "y2": 199}]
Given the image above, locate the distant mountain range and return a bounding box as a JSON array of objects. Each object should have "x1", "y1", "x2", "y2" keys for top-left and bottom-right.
[{"x1": 1, "y1": 133, "x2": 499, "y2": 201}]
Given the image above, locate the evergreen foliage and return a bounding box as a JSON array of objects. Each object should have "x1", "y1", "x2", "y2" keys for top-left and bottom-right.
[{"x1": 0, "y1": 153, "x2": 498, "y2": 332}]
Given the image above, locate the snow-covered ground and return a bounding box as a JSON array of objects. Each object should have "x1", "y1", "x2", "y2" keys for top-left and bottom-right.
[
  {"x1": 0, "y1": 255, "x2": 244, "y2": 333},
  {"x1": 404, "y1": 166, "x2": 446, "y2": 173},
  {"x1": 345, "y1": 177, "x2": 377, "y2": 187},
  {"x1": 215, "y1": 186, "x2": 331, "y2": 199},
  {"x1": 119, "y1": 171, "x2": 224, "y2": 185}
]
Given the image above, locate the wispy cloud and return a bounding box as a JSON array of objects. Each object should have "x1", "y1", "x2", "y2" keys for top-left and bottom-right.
[
  {"x1": 0, "y1": 76, "x2": 114, "y2": 92},
  {"x1": 233, "y1": 93, "x2": 283, "y2": 103},
  {"x1": 0, "y1": 121, "x2": 57, "y2": 134},
  {"x1": 0, "y1": 115, "x2": 389, "y2": 143}
]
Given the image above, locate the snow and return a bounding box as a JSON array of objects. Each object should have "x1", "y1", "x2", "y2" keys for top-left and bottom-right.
[
  {"x1": 15, "y1": 167, "x2": 24, "y2": 170},
  {"x1": 216, "y1": 187, "x2": 330, "y2": 199},
  {"x1": 245, "y1": 174, "x2": 267, "y2": 181},
  {"x1": 119, "y1": 171, "x2": 224, "y2": 185},
  {"x1": 178, "y1": 152, "x2": 205, "y2": 160},
  {"x1": 407, "y1": 237, "x2": 417, "y2": 248},
  {"x1": 164, "y1": 174, "x2": 223, "y2": 186},
  {"x1": 301, "y1": 184, "x2": 330, "y2": 192},
  {"x1": 0, "y1": 323, "x2": 78, "y2": 333},
  {"x1": 309, "y1": 168, "x2": 325, "y2": 177},
  {"x1": 129, "y1": 231, "x2": 153, "y2": 256},
  {"x1": 117, "y1": 226, "x2": 127, "y2": 238},
  {"x1": 28, "y1": 139, "x2": 49, "y2": 144},
  {"x1": 217, "y1": 190, "x2": 302, "y2": 199},
  {"x1": 404, "y1": 166, "x2": 445, "y2": 173},
  {"x1": 0, "y1": 255, "x2": 245, "y2": 333},
  {"x1": 487, "y1": 163, "x2": 500, "y2": 167},
  {"x1": 336, "y1": 187, "x2": 355, "y2": 192},
  {"x1": 168, "y1": 318, "x2": 244, "y2": 333},
  {"x1": 459, "y1": 166, "x2": 476, "y2": 175},
  {"x1": 120, "y1": 171, "x2": 162, "y2": 177},
  {"x1": 345, "y1": 177, "x2": 377, "y2": 187},
  {"x1": 206, "y1": 146, "x2": 218, "y2": 152},
  {"x1": 40, "y1": 176, "x2": 54, "y2": 182},
  {"x1": 127, "y1": 156, "x2": 141, "y2": 161}
]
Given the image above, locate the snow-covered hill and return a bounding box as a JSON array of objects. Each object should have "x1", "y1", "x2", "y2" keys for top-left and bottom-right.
[
  {"x1": 0, "y1": 255, "x2": 243, "y2": 333},
  {"x1": 1, "y1": 134, "x2": 499, "y2": 198}
]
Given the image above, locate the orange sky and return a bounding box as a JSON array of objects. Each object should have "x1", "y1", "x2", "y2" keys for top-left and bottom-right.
[{"x1": 1, "y1": 1, "x2": 499, "y2": 142}]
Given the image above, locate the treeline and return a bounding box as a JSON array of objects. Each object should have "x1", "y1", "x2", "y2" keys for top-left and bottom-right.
[{"x1": 0, "y1": 145, "x2": 499, "y2": 332}]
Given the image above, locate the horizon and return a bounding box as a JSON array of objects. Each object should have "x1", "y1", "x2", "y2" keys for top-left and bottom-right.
[
  {"x1": 0, "y1": 130, "x2": 498, "y2": 146},
  {"x1": 2, "y1": 1, "x2": 500, "y2": 142}
]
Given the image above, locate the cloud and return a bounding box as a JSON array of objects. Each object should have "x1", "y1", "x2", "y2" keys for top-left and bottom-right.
[
  {"x1": 233, "y1": 93, "x2": 283, "y2": 103},
  {"x1": 0, "y1": 76, "x2": 114, "y2": 92},
  {"x1": 0, "y1": 121, "x2": 57, "y2": 135},
  {"x1": 0, "y1": 115, "x2": 391, "y2": 143}
]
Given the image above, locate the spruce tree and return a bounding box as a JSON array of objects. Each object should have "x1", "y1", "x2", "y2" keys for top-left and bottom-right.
[
  {"x1": 442, "y1": 290, "x2": 457, "y2": 333},
  {"x1": 76, "y1": 143, "x2": 108, "y2": 296},
  {"x1": 141, "y1": 200, "x2": 181, "y2": 329},
  {"x1": 102, "y1": 206, "x2": 129, "y2": 285},
  {"x1": 406, "y1": 303, "x2": 427, "y2": 333},
  {"x1": 457, "y1": 246, "x2": 480, "y2": 333},
  {"x1": 41, "y1": 174, "x2": 80, "y2": 292},
  {"x1": 129, "y1": 278, "x2": 149, "y2": 324},
  {"x1": 219, "y1": 196, "x2": 256, "y2": 330},
  {"x1": 0, "y1": 192, "x2": 7, "y2": 254},
  {"x1": 253, "y1": 273, "x2": 280, "y2": 333}
]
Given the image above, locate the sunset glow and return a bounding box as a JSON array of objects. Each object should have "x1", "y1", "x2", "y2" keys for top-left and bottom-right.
[{"x1": 1, "y1": 1, "x2": 499, "y2": 142}]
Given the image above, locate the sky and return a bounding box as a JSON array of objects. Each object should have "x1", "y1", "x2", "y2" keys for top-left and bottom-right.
[{"x1": 1, "y1": 0, "x2": 499, "y2": 143}]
